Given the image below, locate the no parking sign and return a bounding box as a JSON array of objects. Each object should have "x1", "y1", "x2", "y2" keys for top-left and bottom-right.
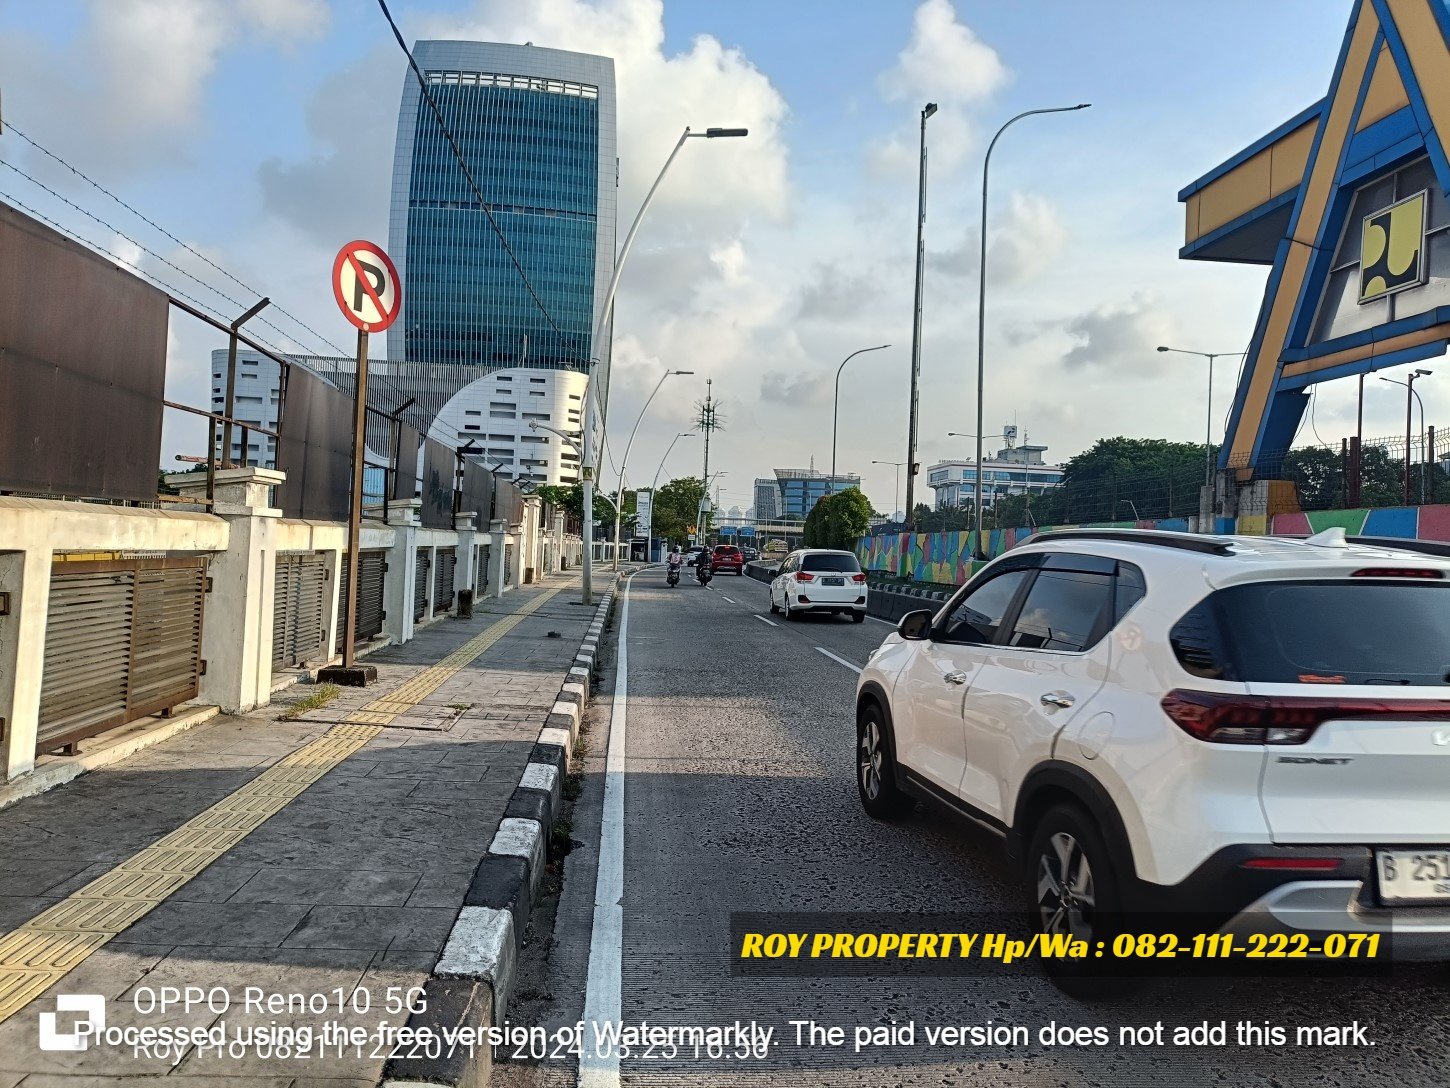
[{"x1": 332, "y1": 240, "x2": 401, "y2": 333}]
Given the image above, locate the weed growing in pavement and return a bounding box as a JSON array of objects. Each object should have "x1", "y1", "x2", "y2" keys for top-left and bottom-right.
[
  {"x1": 282, "y1": 683, "x2": 340, "y2": 720},
  {"x1": 549, "y1": 817, "x2": 575, "y2": 861},
  {"x1": 448, "y1": 703, "x2": 471, "y2": 711}
]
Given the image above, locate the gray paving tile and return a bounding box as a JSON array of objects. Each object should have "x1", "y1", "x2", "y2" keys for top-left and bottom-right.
[
  {"x1": 113, "y1": 902, "x2": 311, "y2": 947},
  {"x1": 279, "y1": 906, "x2": 455, "y2": 951},
  {"x1": 228, "y1": 867, "x2": 421, "y2": 906}
]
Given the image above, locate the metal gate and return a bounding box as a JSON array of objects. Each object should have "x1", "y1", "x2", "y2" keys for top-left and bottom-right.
[
  {"x1": 38, "y1": 557, "x2": 207, "y2": 755},
  {"x1": 504, "y1": 543, "x2": 515, "y2": 587},
  {"x1": 434, "y1": 547, "x2": 457, "y2": 614},
  {"x1": 476, "y1": 543, "x2": 490, "y2": 595},
  {"x1": 414, "y1": 550, "x2": 431, "y2": 622},
  {"x1": 334, "y1": 550, "x2": 386, "y2": 654},
  {"x1": 272, "y1": 552, "x2": 328, "y2": 669}
]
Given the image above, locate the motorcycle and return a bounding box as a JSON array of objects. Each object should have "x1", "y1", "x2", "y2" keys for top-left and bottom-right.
[
  {"x1": 695, "y1": 562, "x2": 713, "y2": 586},
  {"x1": 666, "y1": 564, "x2": 681, "y2": 587}
]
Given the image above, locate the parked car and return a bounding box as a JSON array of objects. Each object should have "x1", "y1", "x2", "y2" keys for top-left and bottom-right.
[
  {"x1": 712, "y1": 543, "x2": 745, "y2": 575},
  {"x1": 769, "y1": 549, "x2": 868, "y2": 622},
  {"x1": 854, "y1": 527, "x2": 1450, "y2": 990}
]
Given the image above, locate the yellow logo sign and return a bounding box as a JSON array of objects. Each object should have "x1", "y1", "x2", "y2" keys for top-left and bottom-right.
[{"x1": 1359, "y1": 190, "x2": 1426, "y2": 303}]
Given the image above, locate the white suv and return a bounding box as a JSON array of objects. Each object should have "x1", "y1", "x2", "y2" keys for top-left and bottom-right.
[
  {"x1": 769, "y1": 549, "x2": 868, "y2": 622},
  {"x1": 855, "y1": 527, "x2": 1450, "y2": 971}
]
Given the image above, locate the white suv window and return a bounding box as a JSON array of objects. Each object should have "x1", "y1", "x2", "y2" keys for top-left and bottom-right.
[
  {"x1": 1007, "y1": 569, "x2": 1113, "y2": 652},
  {"x1": 938, "y1": 568, "x2": 1032, "y2": 645}
]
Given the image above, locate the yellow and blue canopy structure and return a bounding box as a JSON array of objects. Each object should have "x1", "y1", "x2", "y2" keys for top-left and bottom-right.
[{"x1": 1181, "y1": 0, "x2": 1450, "y2": 478}]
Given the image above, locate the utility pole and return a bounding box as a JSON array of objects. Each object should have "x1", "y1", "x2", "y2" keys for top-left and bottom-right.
[
  {"x1": 904, "y1": 102, "x2": 936, "y2": 530},
  {"x1": 696, "y1": 379, "x2": 719, "y2": 543}
]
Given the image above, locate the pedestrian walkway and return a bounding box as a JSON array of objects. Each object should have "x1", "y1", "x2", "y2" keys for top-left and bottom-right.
[{"x1": 0, "y1": 574, "x2": 592, "y2": 1085}]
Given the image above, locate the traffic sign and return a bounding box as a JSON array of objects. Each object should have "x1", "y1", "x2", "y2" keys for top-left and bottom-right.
[{"x1": 332, "y1": 240, "x2": 401, "y2": 333}]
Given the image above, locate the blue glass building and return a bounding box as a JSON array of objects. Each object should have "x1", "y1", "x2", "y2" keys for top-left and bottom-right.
[{"x1": 387, "y1": 42, "x2": 617, "y2": 376}]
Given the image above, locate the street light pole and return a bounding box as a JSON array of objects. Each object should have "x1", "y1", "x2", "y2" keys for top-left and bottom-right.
[
  {"x1": 904, "y1": 102, "x2": 936, "y2": 530},
  {"x1": 871, "y1": 460, "x2": 905, "y2": 522},
  {"x1": 1156, "y1": 347, "x2": 1248, "y2": 491},
  {"x1": 580, "y1": 125, "x2": 747, "y2": 604},
  {"x1": 832, "y1": 344, "x2": 890, "y2": 492},
  {"x1": 1381, "y1": 371, "x2": 1431, "y2": 504},
  {"x1": 612, "y1": 369, "x2": 693, "y2": 570},
  {"x1": 975, "y1": 104, "x2": 1090, "y2": 555}
]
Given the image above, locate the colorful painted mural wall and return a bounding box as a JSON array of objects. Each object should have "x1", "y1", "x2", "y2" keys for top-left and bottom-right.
[{"x1": 856, "y1": 504, "x2": 1450, "y2": 585}]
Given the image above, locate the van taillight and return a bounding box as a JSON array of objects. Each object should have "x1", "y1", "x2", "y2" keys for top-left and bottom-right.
[
  {"x1": 796, "y1": 572, "x2": 814, "y2": 582},
  {"x1": 1351, "y1": 568, "x2": 1443, "y2": 578},
  {"x1": 852, "y1": 573, "x2": 867, "y2": 583},
  {"x1": 1161, "y1": 689, "x2": 1450, "y2": 744}
]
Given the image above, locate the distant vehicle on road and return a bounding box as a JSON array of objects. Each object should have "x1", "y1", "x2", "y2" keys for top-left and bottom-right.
[
  {"x1": 741, "y1": 547, "x2": 760, "y2": 562},
  {"x1": 712, "y1": 543, "x2": 744, "y2": 576},
  {"x1": 854, "y1": 527, "x2": 1450, "y2": 994},
  {"x1": 768, "y1": 549, "x2": 867, "y2": 622}
]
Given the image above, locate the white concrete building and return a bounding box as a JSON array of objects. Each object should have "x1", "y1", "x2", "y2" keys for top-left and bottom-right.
[
  {"x1": 209, "y1": 349, "x2": 282, "y2": 466},
  {"x1": 425, "y1": 367, "x2": 586, "y2": 486},
  {"x1": 927, "y1": 440, "x2": 1064, "y2": 510}
]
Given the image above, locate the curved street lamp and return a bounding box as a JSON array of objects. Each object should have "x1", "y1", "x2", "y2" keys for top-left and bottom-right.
[
  {"x1": 579, "y1": 126, "x2": 748, "y2": 602},
  {"x1": 831, "y1": 344, "x2": 890, "y2": 492},
  {"x1": 973, "y1": 104, "x2": 1090, "y2": 555},
  {"x1": 613, "y1": 370, "x2": 694, "y2": 569}
]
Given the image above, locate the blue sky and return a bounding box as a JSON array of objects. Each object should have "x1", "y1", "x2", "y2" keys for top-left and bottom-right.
[{"x1": 0, "y1": 0, "x2": 1409, "y2": 515}]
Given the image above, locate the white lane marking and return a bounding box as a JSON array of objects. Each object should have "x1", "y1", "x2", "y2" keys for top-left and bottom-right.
[
  {"x1": 579, "y1": 576, "x2": 632, "y2": 1088},
  {"x1": 754, "y1": 615, "x2": 778, "y2": 627},
  {"x1": 720, "y1": 596, "x2": 735, "y2": 604},
  {"x1": 815, "y1": 646, "x2": 863, "y2": 674}
]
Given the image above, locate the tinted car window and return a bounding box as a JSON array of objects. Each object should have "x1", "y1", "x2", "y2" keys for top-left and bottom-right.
[
  {"x1": 1008, "y1": 570, "x2": 1113, "y2": 652},
  {"x1": 1113, "y1": 563, "x2": 1147, "y2": 625},
  {"x1": 1173, "y1": 581, "x2": 1450, "y2": 685},
  {"x1": 938, "y1": 570, "x2": 1031, "y2": 644},
  {"x1": 801, "y1": 553, "x2": 861, "y2": 573}
]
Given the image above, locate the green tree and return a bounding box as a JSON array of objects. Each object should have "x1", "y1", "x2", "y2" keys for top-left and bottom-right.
[
  {"x1": 651, "y1": 476, "x2": 706, "y2": 545},
  {"x1": 531, "y1": 482, "x2": 617, "y2": 528},
  {"x1": 804, "y1": 488, "x2": 874, "y2": 549}
]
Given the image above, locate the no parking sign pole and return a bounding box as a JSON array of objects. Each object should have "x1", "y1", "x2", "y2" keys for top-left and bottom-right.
[{"x1": 321, "y1": 240, "x2": 401, "y2": 683}]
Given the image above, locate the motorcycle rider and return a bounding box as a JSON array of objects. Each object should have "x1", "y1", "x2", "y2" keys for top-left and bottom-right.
[
  {"x1": 666, "y1": 545, "x2": 683, "y2": 584},
  {"x1": 695, "y1": 545, "x2": 713, "y2": 581}
]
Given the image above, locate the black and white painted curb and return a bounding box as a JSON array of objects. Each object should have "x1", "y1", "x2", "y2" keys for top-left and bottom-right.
[{"x1": 381, "y1": 580, "x2": 616, "y2": 1088}]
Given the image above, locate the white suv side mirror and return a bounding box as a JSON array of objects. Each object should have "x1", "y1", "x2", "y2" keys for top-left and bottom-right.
[{"x1": 898, "y1": 610, "x2": 933, "y2": 640}]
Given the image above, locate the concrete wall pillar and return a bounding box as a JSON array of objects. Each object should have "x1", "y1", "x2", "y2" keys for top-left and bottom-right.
[
  {"x1": 173, "y1": 467, "x2": 285, "y2": 715},
  {"x1": 383, "y1": 500, "x2": 420, "y2": 645},
  {"x1": 455, "y1": 513, "x2": 478, "y2": 597},
  {"x1": 0, "y1": 548, "x2": 53, "y2": 782},
  {"x1": 488, "y1": 523, "x2": 508, "y2": 598}
]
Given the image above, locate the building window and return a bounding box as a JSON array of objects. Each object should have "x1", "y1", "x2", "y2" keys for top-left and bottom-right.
[
  {"x1": 465, "y1": 410, "x2": 481, "y2": 416},
  {"x1": 523, "y1": 412, "x2": 549, "y2": 420},
  {"x1": 490, "y1": 411, "x2": 516, "y2": 420},
  {"x1": 490, "y1": 402, "x2": 516, "y2": 411}
]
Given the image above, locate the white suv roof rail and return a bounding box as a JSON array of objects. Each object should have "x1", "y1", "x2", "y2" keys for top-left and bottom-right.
[{"x1": 1025, "y1": 528, "x2": 1236, "y2": 556}]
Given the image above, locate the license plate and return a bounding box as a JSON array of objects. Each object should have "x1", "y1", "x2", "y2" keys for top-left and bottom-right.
[
  {"x1": 1376, "y1": 848, "x2": 1450, "y2": 903},
  {"x1": 823, "y1": 577, "x2": 844, "y2": 586}
]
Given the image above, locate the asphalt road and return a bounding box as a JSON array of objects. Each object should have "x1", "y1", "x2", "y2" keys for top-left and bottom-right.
[{"x1": 563, "y1": 566, "x2": 1447, "y2": 1087}]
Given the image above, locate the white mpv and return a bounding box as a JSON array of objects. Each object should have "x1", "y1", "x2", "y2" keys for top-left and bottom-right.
[
  {"x1": 769, "y1": 549, "x2": 869, "y2": 622},
  {"x1": 855, "y1": 527, "x2": 1450, "y2": 978}
]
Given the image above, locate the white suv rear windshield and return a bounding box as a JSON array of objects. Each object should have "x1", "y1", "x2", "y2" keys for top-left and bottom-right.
[
  {"x1": 802, "y1": 554, "x2": 861, "y2": 573},
  {"x1": 1170, "y1": 580, "x2": 1450, "y2": 686}
]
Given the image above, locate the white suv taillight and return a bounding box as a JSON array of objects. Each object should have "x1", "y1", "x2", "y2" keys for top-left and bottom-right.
[{"x1": 1161, "y1": 689, "x2": 1450, "y2": 745}]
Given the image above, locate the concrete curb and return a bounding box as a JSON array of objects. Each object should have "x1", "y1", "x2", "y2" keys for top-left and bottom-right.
[{"x1": 381, "y1": 575, "x2": 618, "y2": 1088}]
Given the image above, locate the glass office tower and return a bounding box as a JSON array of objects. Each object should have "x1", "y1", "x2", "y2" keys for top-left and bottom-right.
[{"x1": 387, "y1": 41, "x2": 617, "y2": 376}]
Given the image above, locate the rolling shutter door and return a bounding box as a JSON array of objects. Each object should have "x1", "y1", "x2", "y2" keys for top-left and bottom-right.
[
  {"x1": 476, "y1": 544, "x2": 489, "y2": 594},
  {"x1": 37, "y1": 557, "x2": 206, "y2": 755},
  {"x1": 434, "y1": 547, "x2": 456, "y2": 613},
  {"x1": 335, "y1": 550, "x2": 386, "y2": 653},
  {"x1": 272, "y1": 552, "x2": 328, "y2": 669},
  {"x1": 414, "y1": 550, "x2": 430, "y2": 621},
  {"x1": 504, "y1": 543, "x2": 515, "y2": 586}
]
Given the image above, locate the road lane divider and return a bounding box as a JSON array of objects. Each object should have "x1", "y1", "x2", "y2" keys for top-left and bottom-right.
[
  {"x1": 754, "y1": 615, "x2": 779, "y2": 627},
  {"x1": 815, "y1": 646, "x2": 863, "y2": 674}
]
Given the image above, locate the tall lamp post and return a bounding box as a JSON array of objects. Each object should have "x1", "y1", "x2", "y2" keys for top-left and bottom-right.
[
  {"x1": 1156, "y1": 347, "x2": 1249, "y2": 489},
  {"x1": 832, "y1": 344, "x2": 890, "y2": 491},
  {"x1": 1381, "y1": 370, "x2": 1431, "y2": 504},
  {"x1": 871, "y1": 460, "x2": 906, "y2": 522},
  {"x1": 611, "y1": 369, "x2": 694, "y2": 569},
  {"x1": 904, "y1": 102, "x2": 937, "y2": 530},
  {"x1": 974, "y1": 103, "x2": 1090, "y2": 555},
  {"x1": 580, "y1": 126, "x2": 747, "y2": 604}
]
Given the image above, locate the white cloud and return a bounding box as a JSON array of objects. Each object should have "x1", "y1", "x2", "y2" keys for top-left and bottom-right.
[
  {"x1": 877, "y1": 0, "x2": 1009, "y2": 106},
  {"x1": 1056, "y1": 293, "x2": 1177, "y2": 372},
  {"x1": 934, "y1": 191, "x2": 1068, "y2": 284}
]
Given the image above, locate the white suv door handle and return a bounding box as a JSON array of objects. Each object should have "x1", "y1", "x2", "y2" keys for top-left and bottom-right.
[
  {"x1": 944, "y1": 671, "x2": 970, "y2": 685},
  {"x1": 1040, "y1": 691, "x2": 1075, "y2": 709}
]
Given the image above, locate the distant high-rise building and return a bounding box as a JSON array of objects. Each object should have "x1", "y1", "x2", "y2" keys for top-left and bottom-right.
[
  {"x1": 383, "y1": 40, "x2": 617, "y2": 485},
  {"x1": 753, "y1": 477, "x2": 781, "y2": 521},
  {"x1": 773, "y1": 468, "x2": 861, "y2": 520},
  {"x1": 927, "y1": 436, "x2": 1063, "y2": 510}
]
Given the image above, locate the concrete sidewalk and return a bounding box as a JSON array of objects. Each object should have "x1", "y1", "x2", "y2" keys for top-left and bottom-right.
[{"x1": 0, "y1": 573, "x2": 595, "y2": 1086}]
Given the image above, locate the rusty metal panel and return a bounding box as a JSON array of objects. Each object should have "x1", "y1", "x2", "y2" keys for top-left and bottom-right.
[
  {"x1": 0, "y1": 203, "x2": 168, "y2": 502},
  {"x1": 496, "y1": 480, "x2": 524, "y2": 527},
  {"x1": 419, "y1": 439, "x2": 455, "y2": 529},
  {"x1": 460, "y1": 462, "x2": 495, "y2": 523},
  {"x1": 392, "y1": 422, "x2": 421, "y2": 501},
  {"x1": 275, "y1": 369, "x2": 352, "y2": 523}
]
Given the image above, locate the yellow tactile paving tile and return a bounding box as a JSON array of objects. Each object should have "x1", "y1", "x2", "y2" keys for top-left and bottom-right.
[{"x1": 0, "y1": 582, "x2": 571, "y2": 1024}]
